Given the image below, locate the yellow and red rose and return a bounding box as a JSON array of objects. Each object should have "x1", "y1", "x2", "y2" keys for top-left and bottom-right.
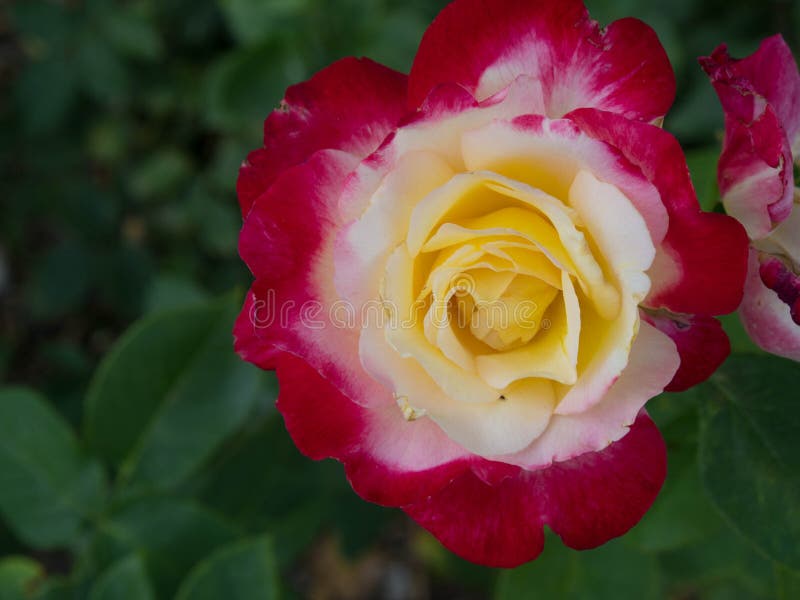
[{"x1": 235, "y1": 0, "x2": 748, "y2": 566}]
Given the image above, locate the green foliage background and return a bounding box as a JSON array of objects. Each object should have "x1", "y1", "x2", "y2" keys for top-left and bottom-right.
[{"x1": 1, "y1": 0, "x2": 799, "y2": 598}]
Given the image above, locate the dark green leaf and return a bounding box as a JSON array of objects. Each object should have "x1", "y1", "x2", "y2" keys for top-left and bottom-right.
[
  {"x1": 0, "y1": 388, "x2": 105, "y2": 549},
  {"x1": 699, "y1": 355, "x2": 800, "y2": 570},
  {"x1": 204, "y1": 43, "x2": 301, "y2": 134},
  {"x1": 126, "y1": 149, "x2": 193, "y2": 203},
  {"x1": 627, "y1": 442, "x2": 723, "y2": 552},
  {"x1": 14, "y1": 58, "x2": 77, "y2": 135},
  {"x1": 85, "y1": 296, "x2": 266, "y2": 491},
  {"x1": 88, "y1": 555, "x2": 154, "y2": 600},
  {"x1": 659, "y1": 526, "x2": 775, "y2": 599},
  {"x1": 25, "y1": 240, "x2": 91, "y2": 321},
  {"x1": 775, "y1": 563, "x2": 800, "y2": 600},
  {"x1": 96, "y1": 499, "x2": 238, "y2": 598},
  {"x1": 101, "y1": 12, "x2": 163, "y2": 62},
  {"x1": 219, "y1": 0, "x2": 309, "y2": 45},
  {"x1": 174, "y1": 536, "x2": 279, "y2": 600},
  {"x1": 495, "y1": 535, "x2": 660, "y2": 600}
]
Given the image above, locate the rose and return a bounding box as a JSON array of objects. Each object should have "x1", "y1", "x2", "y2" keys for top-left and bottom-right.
[
  {"x1": 235, "y1": 0, "x2": 748, "y2": 567},
  {"x1": 701, "y1": 36, "x2": 800, "y2": 361}
]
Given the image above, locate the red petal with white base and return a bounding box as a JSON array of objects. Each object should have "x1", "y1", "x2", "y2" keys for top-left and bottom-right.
[
  {"x1": 236, "y1": 149, "x2": 392, "y2": 411},
  {"x1": 643, "y1": 312, "x2": 730, "y2": 392},
  {"x1": 740, "y1": 250, "x2": 800, "y2": 361},
  {"x1": 408, "y1": 0, "x2": 675, "y2": 121},
  {"x1": 236, "y1": 58, "x2": 408, "y2": 216},
  {"x1": 700, "y1": 37, "x2": 800, "y2": 239},
  {"x1": 272, "y1": 352, "x2": 478, "y2": 507},
  {"x1": 404, "y1": 412, "x2": 666, "y2": 568},
  {"x1": 567, "y1": 108, "x2": 749, "y2": 316}
]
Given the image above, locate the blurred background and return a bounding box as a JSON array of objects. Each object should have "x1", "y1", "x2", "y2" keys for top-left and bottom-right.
[{"x1": 1, "y1": 0, "x2": 799, "y2": 598}]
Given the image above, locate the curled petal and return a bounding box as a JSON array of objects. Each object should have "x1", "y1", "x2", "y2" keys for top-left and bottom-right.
[
  {"x1": 237, "y1": 58, "x2": 408, "y2": 216},
  {"x1": 740, "y1": 250, "x2": 800, "y2": 361},
  {"x1": 643, "y1": 312, "x2": 730, "y2": 392},
  {"x1": 409, "y1": 0, "x2": 674, "y2": 121},
  {"x1": 700, "y1": 36, "x2": 800, "y2": 238}
]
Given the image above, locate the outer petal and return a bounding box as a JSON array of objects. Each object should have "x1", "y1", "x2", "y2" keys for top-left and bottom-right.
[
  {"x1": 701, "y1": 36, "x2": 800, "y2": 154},
  {"x1": 700, "y1": 37, "x2": 800, "y2": 238},
  {"x1": 643, "y1": 312, "x2": 730, "y2": 392},
  {"x1": 235, "y1": 149, "x2": 388, "y2": 410},
  {"x1": 567, "y1": 108, "x2": 749, "y2": 316},
  {"x1": 404, "y1": 411, "x2": 666, "y2": 568},
  {"x1": 408, "y1": 0, "x2": 675, "y2": 121},
  {"x1": 271, "y1": 352, "x2": 477, "y2": 507},
  {"x1": 237, "y1": 57, "x2": 408, "y2": 216},
  {"x1": 739, "y1": 250, "x2": 800, "y2": 361}
]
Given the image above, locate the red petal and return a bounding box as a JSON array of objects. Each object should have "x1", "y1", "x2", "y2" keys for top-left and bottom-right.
[
  {"x1": 567, "y1": 108, "x2": 749, "y2": 316},
  {"x1": 700, "y1": 37, "x2": 799, "y2": 238},
  {"x1": 409, "y1": 0, "x2": 674, "y2": 121},
  {"x1": 237, "y1": 57, "x2": 408, "y2": 216},
  {"x1": 271, "y1": 352, "x2": 478, "y2": 507},
  {"x1": 404, "y1": 412, "x2": 666, "y2": 567},
  {"x1": 643, "y1": 312, "x2": 730, "y2": 392}
]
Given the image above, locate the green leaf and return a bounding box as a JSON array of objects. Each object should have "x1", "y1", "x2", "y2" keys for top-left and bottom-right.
[
  {"x1": 196, "y1": 415, "x2": 334, "y2": 566},
  {"x1": 76, "y1": 34, "x2": 129, "y2": 105},
  {"x1": 218, "y1": 0, "x2": 308, "y2": 46},
  {"x1": 204, "y1": 43, "x2": 301, "y2": 134},
  {"x1": 718, "y1": 313, "x2": 765, "y2": 355},
  {"x1": 495, "y1": 535, "x2": 660, "y2": 600},
  {"x1": 0, "y1": 388, "x2": 105, "y2": 549},
  {"x1": 775, "y1": 563, "x2": 800, "y2": 600},
  {"x1": 96, "y1": 499, "x2": 238, "y2": 598},
  {"x1": 627, "y1": 442, "x2": 723, "y2": 553},
  {"x1": 144, "y1": 277, "x2": 210, "y2": 313},
  {"x1": 174, "y1": 536, "x2": 279, "y2": 600},
  {"x1": 101, "y1": 12, "x2": 163, "y2": 62},
  {"x1": 85, "y1": 295, "x2": 267, "y2": 491},
  {"x1": 88, "y1": 555, "x2": 154, "y2": 600},
  {"x1": 126, "y1": 149, "x2": 193, "y2": 203},
  {"x1": 699, "y1": 355, "x2": 800, "y2": 570},
  {"x1": 0, "y1": 556, "x2": 43, "y2": 600},
  {"x1": 659, "y1": 526, "x2": 775, "y2": 598},
  {"x1": 14, "y1": 58, "x2": 77, "y2": 135},
  {"x1": 25, "y1": 240, "x2": 91, "y2": 321}
]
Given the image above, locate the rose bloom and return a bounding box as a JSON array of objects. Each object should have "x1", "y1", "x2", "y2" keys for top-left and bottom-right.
[
  {"x1": 235, "y1": 0, "x2": 748, "y2": 566},
  {"x1": 702, "y1": 36, "x2": 800, "y2": 361}
]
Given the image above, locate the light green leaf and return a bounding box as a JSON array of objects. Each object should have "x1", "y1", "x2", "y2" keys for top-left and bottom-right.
[
  {"x1": 0, "y1": 556, "x2": 43, "y2": 600},
  {"x1": 175, "y1": 536, "x2": 279, "y2": 600},
  {"x1": 0, "y1": 388, "x2": 105, "y2": 549},
  {"x1": 88, "y1": 555, "x2": 154, "y2": 600},
  {"x1": 85, "y1": 295, "x2": 268, "y2": 491},
  {"x1": 699, "y1": 355, "x2": 800, "y2": 570}
]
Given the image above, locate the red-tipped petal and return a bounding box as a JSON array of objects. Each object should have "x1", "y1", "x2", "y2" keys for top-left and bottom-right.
[
  {"x1": 237, "y1": 57, "x2": 408, "y2": 216},
  {"x1": 567, "y1": 108, "x2": 749, "y2": 316},
  {"x1": 404, "y1": 412, "x2": 666, "y2": 567},
  {"x1": 409, "y1": 0, "x2": 674, "y2": 121},
  {"x1": 643, "y1": 312, "x2": 730, "y2": 392}
]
